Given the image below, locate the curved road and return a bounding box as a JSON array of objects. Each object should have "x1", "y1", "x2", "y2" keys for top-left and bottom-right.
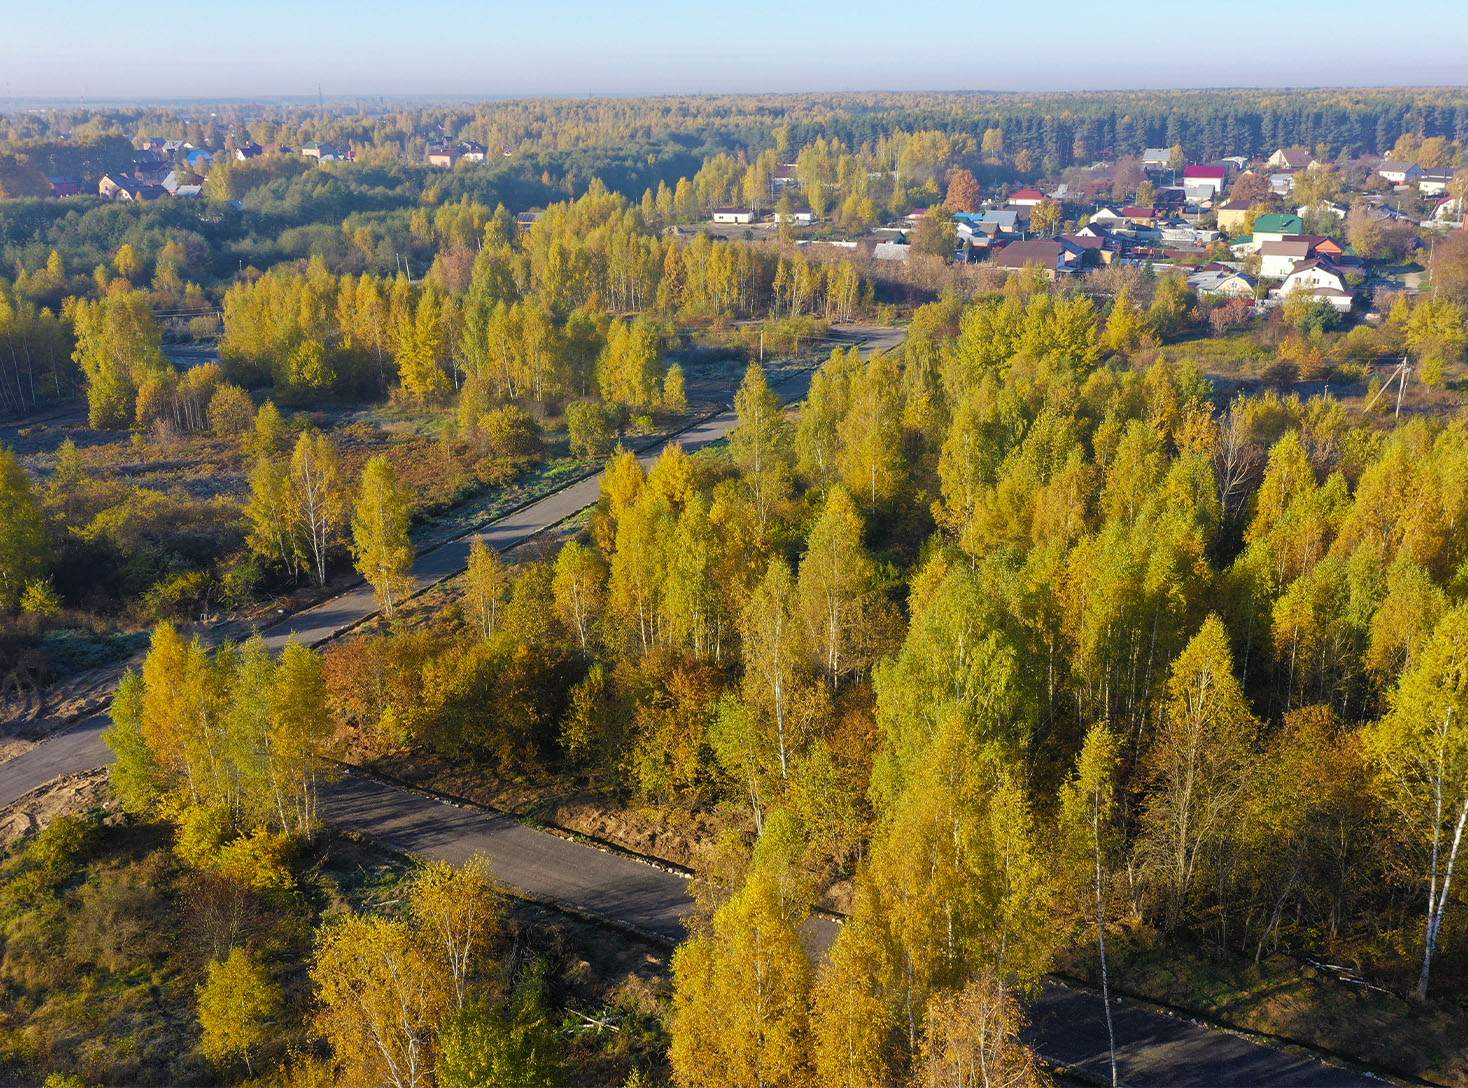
[
  {"x1": 1, "y1": 325, "x2": 1371, "y2": 1084},
  {"x1": 326, "y1": 772, "x2": 1370, "y2": 1087},
  {"x1": 0, "y1": 327, "x2": 900, "y2": 807}
]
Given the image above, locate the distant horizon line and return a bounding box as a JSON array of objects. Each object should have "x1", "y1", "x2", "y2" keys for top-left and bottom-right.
[{"x1": 5, "y1": 82, "x2": 1468, "y2": 111}]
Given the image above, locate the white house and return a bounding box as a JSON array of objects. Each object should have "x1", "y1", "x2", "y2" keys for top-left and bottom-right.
[
  {"x1": 1188, "y1": 268, "x2": 1258, "y2": 297},
  {"x1": 772, "y1": 207, "x2": 815, "y2": 224},
  {"x1": 1278, "y1": 259, "x2": 1354, "y2": 312},
  {"x1": 1296, "y1": 201, "x2": 1347, "y2": 222},
  {"x1": 1378, "y1": 161, "x2": 1424, "y2": 185},
  {"x1": 1419, "y1": 173, "x2": 1455, "y2": 196},
  {"x1": 1008, "y1": 188, "x2": 1046, "y2": 207},
  {"x1": 1142, "y1": 147, "x2": 1172, "y2": 167},
  {"x1": 1258, "y1": 239, "x2": 1314, "y2": 279},
  {"x1": 1182, "y1": 165, "x2": 1228, "y2": 196},
  {"x1": 711, "y1": 208, "x2": 755, "y2": 224},
  {"x1": 1089, "y1": 206, "x2": 1127, "y2": 225}
]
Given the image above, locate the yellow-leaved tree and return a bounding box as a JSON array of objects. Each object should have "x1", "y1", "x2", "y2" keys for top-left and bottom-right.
[{"x1": 351, "y1": 454, "x2": 415, "y2": 617}]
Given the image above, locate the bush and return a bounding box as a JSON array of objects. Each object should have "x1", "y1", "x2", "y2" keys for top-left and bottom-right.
[
  {"x1": 566, "y1": 400, "x2": 618, "y2": 461},
  {"x1": 208, "y1": 383, "x2": 256, "y2": 437},
  {"x1": 482, "y1": 405, "x2": 543, "y2": 462},
  {"x1": 20, "y1": 579, "x2": 62, "y2": 618},
  {"x1": 141, "y1": 569, "x2": 217, "y2": 622}
]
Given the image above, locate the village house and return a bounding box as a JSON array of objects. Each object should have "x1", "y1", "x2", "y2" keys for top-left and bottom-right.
[
  {"x1": 970, "y1": 209, "x2": 1021, "y2": 233},
  {"x1": 427, "y1": 145, "x2": 462, "y2": 168},
  {"x1": 1277, "y1": 258, "x2": 1354, "y2": 311},
  {"x1": 99, "y1": 175, "x2": 167, "y2": 202},
  {"x1": 872, "y1": 240, "x2": 911, "y2": 261},
  {"x1": 1008, "y1": 188, "x2": 1046, "y2": 207},
  {"x1": 1418, "y1": 173, "x2": 1456, "y2": 197},
  {"x1": 772, "y1": 206, "x2": 816, "y2": 225},
  {"x1": 1258, "y1": 239, "x2": 1314, "y2": 278},
  {"x1": 301, "y1": 142, "x2": 339, "y2": 161},
  {"x1": 234, "y1": 142, "x2": 264, "y2": 161},
  {"x1": 711, "y1": 207, "x2": 755, "y2": 224},
  {"x1": 1120, "y1": 205, "x2": 1157, "y2": 227},
  {"x1": 47, "y1": 176, "x2": 80, "y2": 197},
  {"x1": 1216, "y1": 200, "x2": 1252, "y2": 233},
  {"x1": 772, "y1": 164, "x2": 798, "y2": 189},
  {"x1": 1251, "y1": 212, "x2": 1306, "y2": 244},
  {"x1": 1056, "y1": 232, "x2": 1110, "y2": 265},
  {"x1": 1377, "y1": 161, "x2": 1423, "y2": 185},
  {"x1": 1269, "y1": 172, "x2": 1296, "y2": 194},
  {"x1": 1188, "y1": 266, "x2": 1257, "y2": 298},
  {"x1": 1141, "y1": 148, "x2": 1172, "y2": 167},
  {"x1": 1267, "y1": 147, "x2": 1318, "y2": 171},
  {"x1": 989, "y1": 238, "x2": 1081, "y2": 278},
  {"x1": 1182, "y1": 164, "x2": 1227, "y2": 196}
]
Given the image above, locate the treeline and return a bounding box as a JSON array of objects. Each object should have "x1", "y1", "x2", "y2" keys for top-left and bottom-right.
[
  {"x1": 213, "y1": 184, "x2": 864, "y2": 409},
  {"x1": 15, "y1": 89, "x2": 1468, "y2": 172}
]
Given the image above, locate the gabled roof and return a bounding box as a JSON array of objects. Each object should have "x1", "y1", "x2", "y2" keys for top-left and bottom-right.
[
  {"x1": 1010, "y1": 188, "x2": 1046, "y2": 200},
  {"x1": 1184, "y1": 165, "x2": 1227, "y2": 179},
  {"x1": 991, "y1": 239, "x2": 1070, "y2": 269},
  {"x1": 1121, "y1": 205, "x2": 1155, "y2": 218},
  {"x1": 1059, "y1": 233, "x2": 1104, "y2": 250},
  {"x1": 1259, "y1": 240, "x2": 1313, "y2": 258},
  {"x1": 1217, "y1": 199, "x2": 1252, "y2": 212},
  {"x1": 1286, "y1": 256, "x2": 1345, "y2": 277},
  {"x1": 1252, "y1": 213, "x2": 1304, "y2": 234},
  {"x1": 1273, "y1": 147, "x2": 1314, "y2": 169},
  {"x1": 976, "y1": 209, "x2": 1020, "y2": 228}
]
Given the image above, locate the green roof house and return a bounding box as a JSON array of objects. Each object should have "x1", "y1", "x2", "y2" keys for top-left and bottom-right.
[{"x1": 1252, "y1": 213, "x2": 1304, "y2": 240}]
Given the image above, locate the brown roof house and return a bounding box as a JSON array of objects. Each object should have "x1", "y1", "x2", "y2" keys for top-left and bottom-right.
[{"x1": 990, "y1": 239, "x2": 1082, "y2": 278}]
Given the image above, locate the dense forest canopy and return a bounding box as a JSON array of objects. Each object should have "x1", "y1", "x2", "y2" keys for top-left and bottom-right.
[{"x1": 11, "y1": 88, "x2": 1468, "y2": 172}]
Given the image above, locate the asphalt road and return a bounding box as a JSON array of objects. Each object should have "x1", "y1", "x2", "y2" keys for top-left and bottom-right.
[
  {"x1": 0, "y1": 323, "x2": 1373, "y2": 1084},
  {"x1": 0, "y1": 330, "x2": 887, "y2": 808},
  {"x1": 324, "y1": 772, "x2": 1370, "y2": 1087}
]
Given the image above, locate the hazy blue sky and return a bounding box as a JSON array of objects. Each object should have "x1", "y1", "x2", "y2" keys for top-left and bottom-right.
[{"x1": 5, "y1": 0, "x2": 1468, "y2": 100}]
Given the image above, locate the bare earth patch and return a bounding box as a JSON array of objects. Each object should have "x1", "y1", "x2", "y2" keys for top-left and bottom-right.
[{"x1": 0, "y1": 768, "x2": 109, "y2": 846}]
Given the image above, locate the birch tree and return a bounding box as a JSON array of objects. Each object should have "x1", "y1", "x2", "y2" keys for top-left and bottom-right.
[
  {"x1": 1059, "y1": 725, "x2": 1122, "y2": 1087},
  {"x1": 729, "y1": 361, "x2": 793, "y2": 531},
  {"x1": 289, "y1": 430, "x2": 347, "y2": 587},
  {"x1": 352, "y1": 454, "x2": 415, "y2": 617},
  {"x1": 1366, "y1": 605, "x2": 1468, "y2": 1002},
  {"x1": 463, "y1": 537, "x2": 509, "y2": 640}
]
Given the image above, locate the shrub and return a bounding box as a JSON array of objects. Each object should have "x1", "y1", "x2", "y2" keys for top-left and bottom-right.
[
  {"x1": 566, "y1": 400, "x2": 617, "y2": 461},
  {"x1": 208, "y1": 383, "x2": 256, "y2": 437}
]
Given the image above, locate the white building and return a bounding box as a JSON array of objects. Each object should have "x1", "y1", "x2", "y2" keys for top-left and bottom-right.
[
  {"x1": 711, "y1": 208, "x2": 755, "y2": 224},
  {"x1": 1277, "y1": 259, "x2": 1354, "y2": 312},
  {"x1": 1378, "y1": 161, "x2": 1424, "y2": 185},
  {"x1": 1258, "y1": 240, "x2": 1314, "y2": 279}
]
